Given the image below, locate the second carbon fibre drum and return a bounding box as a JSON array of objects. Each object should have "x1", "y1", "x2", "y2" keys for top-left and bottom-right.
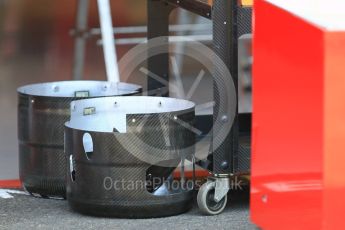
[
  {"x1": 18, "y1": 81, "x2": 141, "y2": 198},
  {"x1": 65, "y1": 96, "x2": 196, "y2": 217}
]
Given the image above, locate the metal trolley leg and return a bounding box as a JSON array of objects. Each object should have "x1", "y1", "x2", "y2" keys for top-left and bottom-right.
[{"x1": 146, "y1": 0, "x2": 252, "y2": 216}]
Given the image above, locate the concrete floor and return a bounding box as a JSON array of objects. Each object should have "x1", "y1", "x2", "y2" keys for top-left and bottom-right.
[{"x1": 0, "y1": 188, "x2": 257, "y2": 230}]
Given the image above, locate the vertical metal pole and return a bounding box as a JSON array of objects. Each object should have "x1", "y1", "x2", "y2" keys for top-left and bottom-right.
[
  {"x1": 72, "y1": 0, "x2": 90, "y2": 80},
  {"x1": 180, "y1": 156, "x2": 185, "y2": 189},
  {"x1": 192, "y1": 153, "x2": 196, "y2": 189},
  {"x1": 147, "y1": 0, "x2": 174, "y2": 96},
  {"x1": 97, "y1": 0, "x2": 120, "y2": 82},
  {"x1": 212, "y1": 0, "x2": 238, "y2": 174}
]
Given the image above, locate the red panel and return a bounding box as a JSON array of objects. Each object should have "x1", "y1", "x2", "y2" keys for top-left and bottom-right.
[
  {"x1": 251, "y1": 1, "x2": 324, "y2": 229},
  {"x1": 324, "y1": 32, "x2": 345, "y2": 230}
]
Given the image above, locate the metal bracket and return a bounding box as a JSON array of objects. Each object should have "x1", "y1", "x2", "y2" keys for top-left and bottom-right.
[{"x1": 213, "y1": 176, "x2": 230, "y2": 202}]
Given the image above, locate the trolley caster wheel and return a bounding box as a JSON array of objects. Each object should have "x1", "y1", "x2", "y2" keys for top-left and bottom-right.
[{"x1": 197, "y1": 181, "x2": 228, "y2": 215}]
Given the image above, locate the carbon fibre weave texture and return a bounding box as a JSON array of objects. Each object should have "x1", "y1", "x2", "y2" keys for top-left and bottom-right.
[
  {"x1": 65, "y1": 111, "x2": 195, "y2": 217},
  {"x1": 18, "y1": 91, "x2": 140, "y2": 198},
  {"x1": 235, "y1": 135, "x2": 251, "y2": 173},
  {"x1": 233, "y1": 6, "x2": 252, "y2": 174},
  {"x1": 212, "y1": 3, "x2": 252, "y2": 174},
  {"x1": 212, "y1": 0, "x2": 236, "y2": 174},
  {"x1": 238, "y1": 6, "x2": 252, "y2": 37},
  {"x1": 18, "y1": 94, "x2": 70, "y2": 197}
]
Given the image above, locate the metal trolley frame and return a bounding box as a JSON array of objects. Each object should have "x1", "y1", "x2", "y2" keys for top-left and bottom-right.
[{"x1": 146, "y1": 0, "x2": 252, "y2": 215}]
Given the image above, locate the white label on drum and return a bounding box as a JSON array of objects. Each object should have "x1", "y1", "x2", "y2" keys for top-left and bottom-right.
[
  {"x1": 75, "y1": 91, "x2": 90, "y2": 98},
  {"x1": 83, "y1": 107, "x2": 96, "y2": 116}
]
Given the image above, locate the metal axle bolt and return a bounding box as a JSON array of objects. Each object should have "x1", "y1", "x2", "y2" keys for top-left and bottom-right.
[
  {"x1": 221, "y1": 115, "x2": 228, "y2": 123},
  {"x1": 221, "y1": 161, "x2": 229, "y2": 170}
]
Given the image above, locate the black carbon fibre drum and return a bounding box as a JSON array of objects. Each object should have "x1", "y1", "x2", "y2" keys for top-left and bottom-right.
[
  {"x1": 18, "y1": 81, "x2": 141, "y2": 198},
  {"x1": 65, "y1": 96, "x2": 196, "y2": 217}
]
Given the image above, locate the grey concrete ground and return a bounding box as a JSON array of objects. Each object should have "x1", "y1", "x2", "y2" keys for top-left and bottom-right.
[{"x1": 0, "y1": 188, "x2": 257, "y2": 230}]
